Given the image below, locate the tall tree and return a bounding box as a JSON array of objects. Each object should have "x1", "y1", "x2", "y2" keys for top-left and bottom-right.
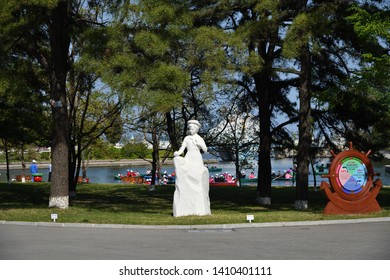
[
  {"x1": 67, "y1": 76, "x2": 122, "y2": 195},
  {"x1": 214, "y1": 1, "x2": 300, "y2": 205},
  {"x1": 92, "y1": 1, "x2": 223, "y2": 163},
  {"x1": 283, "y1": 0, "x2": 390, "y2": 208},
  {"x1": 47, "y1": 0, "x2": 71, "y2": 207},
  {"x1": 0, "y1": 40, "x2": 49, "y2": 182},
  {"x1": 1, "y1": 0, "x2": 124, "y2": 207},
  {"x1": 283, "y1": 3, "x2": 314, "y2": 209},
  {"x1": 64, "y1": 1, "x2": 126, "y2": 194},
  {"x1": 0, "y1": 0, "x2": 72, "y2": 207}
]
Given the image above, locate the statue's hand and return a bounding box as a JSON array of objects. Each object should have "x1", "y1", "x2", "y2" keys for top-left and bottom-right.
[{"x1": 174, "y1": 151, "x2": 180, "y2": 157}]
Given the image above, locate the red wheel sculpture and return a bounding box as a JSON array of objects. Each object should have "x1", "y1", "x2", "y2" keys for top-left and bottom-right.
[{"x1": 320, "y1": 142, "x2": 382, "y2": 215}]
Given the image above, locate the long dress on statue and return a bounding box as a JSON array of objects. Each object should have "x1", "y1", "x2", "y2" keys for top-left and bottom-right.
[{"x1": 173, "y1": 134, "x2": 211, "y2": 217}]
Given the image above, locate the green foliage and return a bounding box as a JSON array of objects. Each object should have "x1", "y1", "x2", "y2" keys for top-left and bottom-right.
[
  {"x1": 134, "y1": 31, "x2": 170, "y2": 56},
  {"x1": 121, "y1": 142, "x2": 149, "y2": 159},
  {"x1": 318, "y1": 2, "x2": 390, "y2": 152},
  {"x1": 142, "y1": 63, "x2": 187, "y2": 112},
  {"x1": 283, "y1": 13, "x2": 311, "y2": 58},
  {"x1": 0, "y1": 46, "x2": 50, "y2": 146},
  {"x1": 347, "y1": 4, "x2": 390, "y2": 42},
  {"x1": 105, "y1": 117, "x2": 124, "y2": 145},
  {"x1": 323, "y1": 58, "x2": 390, "y2": 151},
  {"x1": 86, "y1": 139, "x2": 150, "y2": 160},
  {"x1": 189, "y1": 26, "x2": 228, "y2": 70},
  {"x1": 88, "y1": 139, "x2": 118, "y2": 159}
]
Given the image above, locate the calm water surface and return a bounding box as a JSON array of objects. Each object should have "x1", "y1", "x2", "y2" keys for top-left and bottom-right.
[{"x1": 1, "y1": 158, "x2": 389, "y2": 186}]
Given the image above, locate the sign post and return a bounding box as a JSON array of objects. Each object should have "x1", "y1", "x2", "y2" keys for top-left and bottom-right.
[
  {"x1": 246, "y1": 214, "x2": 254, "y2": 223},
  {"x1": 51, "y1": 213, "x2": 58, "y2": 222}
]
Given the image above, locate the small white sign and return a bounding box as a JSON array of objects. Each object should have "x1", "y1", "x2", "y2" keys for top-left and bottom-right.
[
  {"x1": 246, "y1": 214, "x2": 254, "y2": 223},
  {"x1": 51, "y1": 213, "x2": 58, "y2": 222}
]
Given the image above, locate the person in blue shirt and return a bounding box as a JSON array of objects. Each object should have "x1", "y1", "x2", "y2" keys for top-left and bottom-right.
[{"x1": 30, "y1": 160, "x2": 38, "y2": 182}]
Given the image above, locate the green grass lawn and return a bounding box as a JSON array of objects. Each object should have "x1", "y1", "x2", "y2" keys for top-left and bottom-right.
[{"x1": 1, "y1": 182, "x2": 389, "y2": 225}]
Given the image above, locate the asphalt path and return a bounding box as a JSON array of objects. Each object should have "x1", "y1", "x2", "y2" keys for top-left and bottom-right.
[{"x1": 1, "y1": 218, "x2": 389, "y2": 260}]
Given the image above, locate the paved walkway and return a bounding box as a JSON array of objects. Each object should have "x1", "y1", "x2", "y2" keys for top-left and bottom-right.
[{"x1": 1, "y1": 218, "x2": 389, "y2": 260}]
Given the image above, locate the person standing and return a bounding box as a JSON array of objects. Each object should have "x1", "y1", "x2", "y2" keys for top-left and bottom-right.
[{"x1": 30, "y1": 160, "x2": 38, "y2": 182}]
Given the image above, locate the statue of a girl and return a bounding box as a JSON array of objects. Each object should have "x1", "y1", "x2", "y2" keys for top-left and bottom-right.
[{"x1": 173, "y1": 120, "x2": 211, "y2": 217}]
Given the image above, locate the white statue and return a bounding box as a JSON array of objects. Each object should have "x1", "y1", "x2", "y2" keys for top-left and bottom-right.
[{"x1": 173, "y1": 120, "x2": 211, "y2": 217}]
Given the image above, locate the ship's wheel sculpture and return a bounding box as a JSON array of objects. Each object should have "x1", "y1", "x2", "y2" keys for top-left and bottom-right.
[{"x1": 320, "y1": 142, "x2": 382, "y2": 215}]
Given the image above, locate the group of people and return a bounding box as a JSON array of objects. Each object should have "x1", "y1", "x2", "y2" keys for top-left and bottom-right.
[
  {"x1": 271, "y1": 167, "x2": 295, "y2": 179},
  {"x1": 209, "y1": 170, "x2": 256, "y2": 183},
  {"x1": 240, "y1": 171, "x2": 256, "y2": 179},
  {"x1": 119, "y1": 169, "x2": 176, "y2": 185},
  {"x1": 126, "y1": 169, "x2": 140, "y2": 177},
  {"x1": 210, "y1": 172, "x2": 235, "y2": 183},
  {"x1": 161, "y1": 171, "x2": 175, "y2": 184},
  {"x1": 117, "y1": 169, "x2": 141, "y2": 179}
]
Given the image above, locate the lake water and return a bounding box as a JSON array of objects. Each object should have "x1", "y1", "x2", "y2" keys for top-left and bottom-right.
[{"x1": 1, "y1": 158, "x2": 389, "y2": 186}]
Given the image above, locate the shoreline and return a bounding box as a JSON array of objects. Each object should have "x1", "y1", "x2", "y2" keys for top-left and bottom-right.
[{"x1": 0, "y1": 158, "x2": 219, "y2": 170}]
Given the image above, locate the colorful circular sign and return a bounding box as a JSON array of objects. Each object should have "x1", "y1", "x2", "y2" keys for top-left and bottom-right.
[
  {"x1": 321, "y1": 142, "x2": 382, "y2": 214},
  {"x1": 336, "y1": 157, "x2": 367, "y2": 194}
]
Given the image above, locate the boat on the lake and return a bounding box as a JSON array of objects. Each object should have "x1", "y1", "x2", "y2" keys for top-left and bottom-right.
[
  {"x1": 272, "y1": 176, "x2": 294, "y2": 182},
  {"x1": 241, "y1": 177, "x2": 258, "y2": 183},
  {"x1": 207, "y1": 166, "x2": 222, "y2": 172},
  {"x1": 77, "y1": 176, "x2": 90, "y2": 183},
  {"x1": 209, "y1": 172, "x2": 237, "y2": 187},
  {"x1": 210, "y1": 181, "x2": 237, "y2": 187},
  {"x1": 121, "y1": 176, "x2": 144, "y2": 184},
  {"x1": 14, "y1": 174, "x2": 32, "y2": 182}
]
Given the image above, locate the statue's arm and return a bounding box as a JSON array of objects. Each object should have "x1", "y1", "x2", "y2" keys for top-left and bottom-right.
[
  {"x1": 174, "y1": 137, "x2": 187, "y2": 156},
  {"x1": 197, "y1": 136, "x2": 207, "y2": 153}
]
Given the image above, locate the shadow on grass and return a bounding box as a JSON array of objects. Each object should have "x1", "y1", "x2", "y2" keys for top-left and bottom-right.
[
  {"x1": 71, "y1": 184, "x2": 174, "y2": 213},
  {"x1": 74, "y1": 185, "x2": 308, "y2": 214},
  {"x1": 0, "y1": 183, "x2": 50, "y2": 208}
]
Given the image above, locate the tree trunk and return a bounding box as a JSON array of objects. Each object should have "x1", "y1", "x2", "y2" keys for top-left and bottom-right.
[
  {"x1": 150, "y1": 129, "x2": 160, "y2": 189},
  {"x1": 166, "y1": 112, "x2": 179, "y2": 151},
  {"x1": 68, "y1": 147, "x2": 81, "y2": 197},
  {"x1": 256, "y1": 81, "x2": 272, "y2": 205},
  {"x1": 295, "y1": 44, "x2": 312, "y2": 210},
  {"x1": 310, "y1": 157, "x2": 317, "y2": 191},
  {"x1": 235, "y1": 147, "x2": 241, "y2": 187},
  {"x1": 48, "y1": 0, "x2": 71, "y2": 208},
  {"x1": 82, "y1": 150, "x2": 91, "y2": 180},
  {"x1": 21, "y1": 145, "x2": 26, "y2": 180},
  {"x1": 4, "y1": 140, "x2": 10, "y2": 183}
]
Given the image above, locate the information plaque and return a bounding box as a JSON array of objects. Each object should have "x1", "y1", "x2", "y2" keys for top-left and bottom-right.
[{"x1": 320, "y1": 142, "x2": 382, "y2": 215}]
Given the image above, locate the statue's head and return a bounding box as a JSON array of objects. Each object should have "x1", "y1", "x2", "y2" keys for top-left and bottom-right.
[{"x1": 187, "y1": 120, "x2": 201, "y2": 134}]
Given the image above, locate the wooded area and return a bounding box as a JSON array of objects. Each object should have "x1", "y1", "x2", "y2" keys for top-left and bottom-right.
[{"x1": 1, "y1": 0, "x2": 389, "y2": 209}]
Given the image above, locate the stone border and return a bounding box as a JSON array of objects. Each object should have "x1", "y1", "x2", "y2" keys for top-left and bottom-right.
[{"x1": 1, "y1": 217, "x2": 389, "y2": 230}]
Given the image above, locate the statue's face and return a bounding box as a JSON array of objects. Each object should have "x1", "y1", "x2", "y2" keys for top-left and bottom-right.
[{"x1": 188, "y1": 125, "x2": 198, "y2": 135}]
